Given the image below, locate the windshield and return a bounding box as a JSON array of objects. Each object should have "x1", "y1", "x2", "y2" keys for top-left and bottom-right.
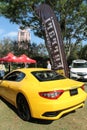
[
  {"x1": 72, "y1": 62, "x2": 87, "y2": 68},
  {"x1": 32, "y1": 70, "x2": 65, "y2": 82}
]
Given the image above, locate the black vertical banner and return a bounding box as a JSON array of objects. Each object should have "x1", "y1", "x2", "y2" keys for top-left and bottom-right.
[{"x1": 35, "y1": 3, "x2": 68, "y2": 77}]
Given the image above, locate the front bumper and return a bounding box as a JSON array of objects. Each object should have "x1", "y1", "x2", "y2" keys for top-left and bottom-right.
[{"x1": 70, "y1": 73, "x2": 87, "y2": 80}]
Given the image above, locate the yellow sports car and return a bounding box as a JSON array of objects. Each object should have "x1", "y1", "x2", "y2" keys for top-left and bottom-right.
[{"x1": 0, "y1": 68, "x2": 87, "y2": 121}]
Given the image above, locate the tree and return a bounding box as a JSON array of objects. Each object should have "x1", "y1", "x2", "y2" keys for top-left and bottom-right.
[
  {"x1": 0, "y1": 0, "x2": 87, "y2": 59},
  {"x1": 79, "y1": 44, "x2": 87, "y2": 60},
  {"x1": 12, "y1": 40, "x2": 31, "y2": 56},
  {"x1": 66, "y1": 42, "x2": 82, "y2": 65},
  {"x1": 0, "y1": 38, "x2": 13, "y2": 57},
  {"x1": 37, "y1": 43, "x2": 48, "y2": 57},
  {"x1": 12, "y1": 40, "x2": 48, "y2": 58}
]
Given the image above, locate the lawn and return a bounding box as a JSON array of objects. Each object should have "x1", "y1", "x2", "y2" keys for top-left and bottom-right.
[{"x1": 0, "y1": 83, "x2": 87, "y2": 130}]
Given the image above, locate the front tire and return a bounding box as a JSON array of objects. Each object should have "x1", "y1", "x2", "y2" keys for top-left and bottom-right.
[{"x1": 17, "y1": 94, "x2": 31, "y2": 121}]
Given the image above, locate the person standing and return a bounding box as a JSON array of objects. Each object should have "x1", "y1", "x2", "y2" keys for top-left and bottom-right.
[
  {"x1": 24, "y1": 63, "x2": 28, "y2": 68},
  {"x1": 0, "y1": 62, "x2": 6, "y2": 78},
  {"x1": 47, "y1": 60, "x2": 51, "y2": 70}
]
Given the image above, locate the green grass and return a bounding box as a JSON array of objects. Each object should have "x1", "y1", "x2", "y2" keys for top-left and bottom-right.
[{"x1": 0, "y1": 83, "x2": 87, "y2": 130}]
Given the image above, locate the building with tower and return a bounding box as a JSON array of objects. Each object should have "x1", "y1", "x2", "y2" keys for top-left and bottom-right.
[{"x1": 18, "y1": 28, "x2": 30, "y2": 49}]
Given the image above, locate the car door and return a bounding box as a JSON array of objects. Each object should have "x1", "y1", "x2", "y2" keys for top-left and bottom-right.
[
  {"x1": 0, "y1": 71, "x2": 25, "y2": 105},
  {"x1": 0, "y1": 79, "x2": 10, "y2": 98},
  {"x1": 0, "y1": 79, "x2": 18, "y2": 103}
]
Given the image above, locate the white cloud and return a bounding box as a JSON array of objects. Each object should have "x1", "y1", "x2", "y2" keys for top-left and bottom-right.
[{"x1": 4, "y1": 31, "x2": 18, "y2": 38}]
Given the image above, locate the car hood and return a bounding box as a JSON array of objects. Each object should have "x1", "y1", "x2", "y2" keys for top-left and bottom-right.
[
  {"x1": 70, "y1": 68, "x2": 87, "y2": 73},
  {"x1": 39, "y1": 78, "x2": 84, "y2": 91}
]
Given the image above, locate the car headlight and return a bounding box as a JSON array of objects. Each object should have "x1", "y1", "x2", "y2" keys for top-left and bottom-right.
[{"x1": 70, "y1": 71, "x2": 77, "y2": 74}]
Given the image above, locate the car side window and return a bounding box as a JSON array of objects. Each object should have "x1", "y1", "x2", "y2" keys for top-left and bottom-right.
[
  {"x1": 4, "y1": 71, "x2": 25, "y2": 82},
  {"x1": 16, "y1": 72, "x2": 25, "y2": 81}
]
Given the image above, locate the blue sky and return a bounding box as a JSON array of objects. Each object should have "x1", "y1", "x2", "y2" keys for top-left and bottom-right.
[{"x1": 0, "y1": 16, "x2": 44, "y2": 44}]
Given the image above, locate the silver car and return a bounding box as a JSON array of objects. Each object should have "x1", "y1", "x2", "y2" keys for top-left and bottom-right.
[{"x1": 69, "y1": 59, "x2": 87, "y2": 80}]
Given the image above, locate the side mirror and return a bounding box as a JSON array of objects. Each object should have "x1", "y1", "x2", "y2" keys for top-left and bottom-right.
[{"x1": 69, "y1": 65, "x2": 71, "y2": 69}]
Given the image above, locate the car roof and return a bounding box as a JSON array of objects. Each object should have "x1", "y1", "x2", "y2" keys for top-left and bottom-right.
[
  {"x1": 72, "y1": 59, "x2": 87, "y2": 63},
  {"x1": 14, "y1": 68, "x2": 49, "y2": 73}
]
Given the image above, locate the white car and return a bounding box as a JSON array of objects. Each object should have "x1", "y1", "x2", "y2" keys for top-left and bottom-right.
[{"x1": 69, "y1": 59, "x2": 87, "y2": 80}]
